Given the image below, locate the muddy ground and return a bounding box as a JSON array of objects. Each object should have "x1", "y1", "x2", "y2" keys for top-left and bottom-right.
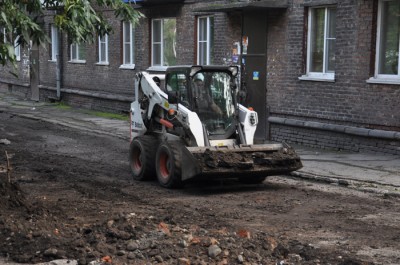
[{"x1": 0, "y1": 112, "x2": 400, "y2": 265}]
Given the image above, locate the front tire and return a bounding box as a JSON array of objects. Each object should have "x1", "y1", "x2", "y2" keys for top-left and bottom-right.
[
  {"x1": 155, "y1": 142, "x2": 183, "y2": 189},
  {"x1": 129, "y1": 135, "x2": 158, "y2": 181}
]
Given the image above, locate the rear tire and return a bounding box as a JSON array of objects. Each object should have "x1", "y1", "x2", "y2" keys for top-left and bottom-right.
[
  {"x1": 155, "y1": 142, "x2": 183, "y2": 189},
  {"x1": 129, "y1": 135, "x2": 158, "y2": 181}
]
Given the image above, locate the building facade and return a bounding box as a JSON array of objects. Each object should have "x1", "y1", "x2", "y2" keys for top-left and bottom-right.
[{"x1": 0, "y1": 0, "x2": 399, "y2": 154}]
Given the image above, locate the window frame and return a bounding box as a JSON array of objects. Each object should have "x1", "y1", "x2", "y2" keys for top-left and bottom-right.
[
  {"x1": 51, "y1": 25, "x2": 58, "y2": 61},
  {"x1": 300, "y1": 6, "x2": 336, "y2": 82},
  {"x1": 197, "y1": 16, "x2": 214, "y2": 65},
  {"x1": 120, "y1": 21, "x2": 135, "y2": 69},
  {"x1": 98, "y1": 34, "x2": 109, "y2": 65},
  {"x1": 70, "y1": 43, "x2": 86, "y2": 63},
  {"x1": 14, "y1": 36, "x2": 20, "y2": 62},
  {"x1": 368, "y1": 0, "x2": 400, "y2": 84},
  {"x1": 150, "y1": 18, "x2": 177, "y2": 71}
]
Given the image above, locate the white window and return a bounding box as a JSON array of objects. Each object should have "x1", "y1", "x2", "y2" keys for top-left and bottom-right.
[
  {"x1": 70, "y1": 43, "x2": 86, "y2": 62},
  {"x1": 14, "y1": 36, "x2": 20, "y2": 61},
  {"x1": 197, "y1": 16, "x2": 214, "y2": 65},
  {"x1": 98, "y1": 34, "x2": 108, "y2": 64},
  {"x1": 122, "y1": 22, "x2": 134, "y2": 68},
  {"x1": 51, "y1": 26, "x2": 58, "y2": 61},
  {"x1": 368, "y1": 0, "x2": 400, "y2": 84},
  {"x1": 151, "y1": 18, "x2": 176, "y2": 68},
  {"x1": 1, "y1": 29, "x2": 20, "y2": 61},
  {"x1": 300, "y1": 6, "x2": 336, "y2": 81},
  {"x1": 51, "y1": 25, "x2": 58, "y2": 61}
]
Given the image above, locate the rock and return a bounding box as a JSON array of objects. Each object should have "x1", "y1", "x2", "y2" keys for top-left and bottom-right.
[
  {"x1": 155, "y1": 255, "x2": 163, "y2": 262},
  {"x1": 126, "y1": 241, "x2": 139, "y2": 251},
  {"x1": 263, "y1": 236, "x2": 278, "y2": 251},
  {"x1": 127, "y1": 252, "x2": 136, "y2": 260},
  {"x1": 208, "y1": 245, "x2": 222, "y2": 258},
  {"x1": 238, "y1": 254, "x2": 244, "y2": 263},
  {"x1": 178, "y1": 257, "x2": 190, "y2": 265},
  {"x1": 0, "y1": 139, "x2": 11, "y2": 145},
  {"x1": 44, "y1": 260, "x2": 78, "y2": 265},
  {"x1": 107, "y1": 220, "x2": 114, "y2": 228},
  {"x1": 179, "y1": 239, "x2": 188, "y2": 248},
  {"x1": 288, "y1": 253, "x2": 302, "y2": 262},
  {"x1": 148, "y1": 249, "x2": 160, "y2": 257},
  {"x1": 116, "y1": 250, "x2": 126, "y2": 256},
  {"x1": 44, "y1": 248, "x2": 58, "y2": 257},
  {"x1": 135, "y1": 250, "x2": 145, "y2": 259}
]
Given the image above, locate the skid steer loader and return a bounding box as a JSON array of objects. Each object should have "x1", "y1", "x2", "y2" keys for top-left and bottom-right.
[{"x1": 129, "y1": 65, "x2": 302, "y2": 188}]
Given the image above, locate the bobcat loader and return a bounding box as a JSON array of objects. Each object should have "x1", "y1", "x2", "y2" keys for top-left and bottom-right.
[{"x1": 129, "y1": 65, "x2": 302, "y2": 188}]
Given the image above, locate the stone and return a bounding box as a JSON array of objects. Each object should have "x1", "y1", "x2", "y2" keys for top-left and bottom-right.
[
  {"x1": 208, "y1": 245, "x2": 222, "y2": 258},
  {"x1": 126, "y1": 241, "x2": 139, "y2": 251},
  {"x1": 179, "y1": 239, "x2": 188, "y2": 248},
  {"x1": 0, "y1": 139, "x2": 11, "y2": 145},
  {"x1": 238, "y1": 254, "x2": 244, "y2": 263},
  {"x1": 116, "y1": 250, "x2": 126, "y2": 256},
  {"x1": 155, "y1": 255, "x2": 163, "y2": 262},
  {"x1": 178, "y1": 257, "x2": 190, "y2": 265},
  {"x1": 44, "y1": 248, "x2": 58, "y2": 257}
]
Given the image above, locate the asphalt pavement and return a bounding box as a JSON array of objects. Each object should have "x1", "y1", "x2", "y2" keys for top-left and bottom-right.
[{"x1": 1, "y1": 88, "x2": 399, "y2": 197}]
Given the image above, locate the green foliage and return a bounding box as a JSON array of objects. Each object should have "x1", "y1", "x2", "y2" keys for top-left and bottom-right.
[
  {"x1": 0, "y1": 0, "x2": 143, "y2": 66},
  {"x1": 86, "y1": 110, "x2": 129, "y2": 121}
]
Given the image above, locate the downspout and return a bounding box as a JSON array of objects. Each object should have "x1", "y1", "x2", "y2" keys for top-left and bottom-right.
[
  {"x1": 56, "y1": 33, "x2": 61, "y2": 100},
  {"x1": 56, "y1": 9, "x2": 63, "y2": 100}
]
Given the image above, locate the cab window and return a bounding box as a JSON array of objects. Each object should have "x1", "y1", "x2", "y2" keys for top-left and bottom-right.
[{"x1": 166, "y1": 73, "x2": 189, "y2": 106}]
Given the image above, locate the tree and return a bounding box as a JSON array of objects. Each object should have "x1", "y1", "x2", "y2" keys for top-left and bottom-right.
[{"x1": 0, "y1": 0, "x2": 143, "y2": 66}]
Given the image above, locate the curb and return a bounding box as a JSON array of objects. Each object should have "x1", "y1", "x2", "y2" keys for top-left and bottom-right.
[{"x1": 290, "y1": 171, "x2": 400, "y2": 198}]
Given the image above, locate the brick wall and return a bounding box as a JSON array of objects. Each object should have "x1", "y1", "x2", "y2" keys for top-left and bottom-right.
[
  {"x1": 271, "y1": 124, "x2": 400, "y2": 155},
  {"x1": 267, "y1": 0, "x2": 399, "y2": 131}
]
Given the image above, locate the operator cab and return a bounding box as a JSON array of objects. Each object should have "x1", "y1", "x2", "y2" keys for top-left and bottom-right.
[{"x1": 165, "y1": 65, "x2": 239, "y2": 140}]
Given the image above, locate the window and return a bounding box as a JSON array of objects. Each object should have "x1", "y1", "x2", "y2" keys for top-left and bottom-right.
[
  {"x1": 122, "y1": 22, "x2": 134, "y2": 67},
  {"x1": 300, "y1": 6, "x2": 336, "y2": 81},
  {"x1": 152, "y1": 18, "x2": 177, "y2": 68},
  {"x1": 369, "y1": 0, "x2": 400, "y2": 84},
  {"x1": 70, "y1": 43, "x2": 86, "y2": 62},
  {"x1": 166, "y1": 72, "x2": 189, "y2": 106},
  {"x1": 197, "y1": 16, "x2": 214, "y2": 65},
  {"x1": 51, "y1": 25, "x2": 58, "y2": 61},
  {"x1": 14, "y1": 36, "x2": 20, "y2": 61},
  {"x1": 98, "y1": 34, "x2": 108, "y2": 64},
  {"x1": 1, "y1": 29, "x2": 20, "y2": 61}
]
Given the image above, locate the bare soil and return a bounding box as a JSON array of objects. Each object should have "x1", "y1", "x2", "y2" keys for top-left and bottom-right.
[{"x1": 1, "y1": 112, "x2": 400, "y2": 265}]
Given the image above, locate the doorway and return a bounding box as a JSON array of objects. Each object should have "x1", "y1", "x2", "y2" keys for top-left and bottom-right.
[{"x1": 241, "y1": 11, "x2": 268, "y2": 143}]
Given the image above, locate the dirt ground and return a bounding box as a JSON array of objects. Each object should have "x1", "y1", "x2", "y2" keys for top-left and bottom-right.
[{"x1": 1, "y1": 112, "x2": 400, "y2": 265}]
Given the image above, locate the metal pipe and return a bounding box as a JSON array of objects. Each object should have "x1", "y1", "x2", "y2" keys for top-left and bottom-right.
[{"x1": 56, "y1": 54, "x2": 61, "y2": 99}]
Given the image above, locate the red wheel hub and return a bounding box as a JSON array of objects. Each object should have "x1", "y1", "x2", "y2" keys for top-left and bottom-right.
[
  {"x1": 132, "y1": 148, "x2": 142, "y2": 171},
  {"x1": 159, "y1": 151, "x2": 170, "y2": 178}
]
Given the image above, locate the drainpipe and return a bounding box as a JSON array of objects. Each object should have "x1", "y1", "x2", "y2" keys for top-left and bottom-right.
[{"x1": 56, "y1": 53, "x2": 61, "y2": 99}]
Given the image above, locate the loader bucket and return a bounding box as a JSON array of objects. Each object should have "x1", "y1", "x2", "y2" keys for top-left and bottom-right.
[{"x1": 179, "y1": 143, "x2": 302, "y2": 181}]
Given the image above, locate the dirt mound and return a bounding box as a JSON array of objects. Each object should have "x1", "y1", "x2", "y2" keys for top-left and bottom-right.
[{"x1": 0, "y1": 181, "x2": 27, "y2": 208}]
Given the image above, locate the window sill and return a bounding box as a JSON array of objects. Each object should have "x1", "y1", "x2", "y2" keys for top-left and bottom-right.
[
  {"x1": 119, "y1": 64, "x2": 135, "y2": 70},
  {"x1": 48, "y1": 59, "x2": 56, "y2": 63},
  {"x1": 366, "y1": 77, "x2": 400, "y2": 85},
  {"x1": 298, "y1": 74, "x2": 335, "y2": 82},
  {"x1": 96, "y1": 62, "x2": 109, "y2": 66},
  {"x1": 147, "y1": 66, "x2": 168, "y2": 72},
  {"x1": 68, "y1": 60, "x2": 86, "y2": 64}
]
